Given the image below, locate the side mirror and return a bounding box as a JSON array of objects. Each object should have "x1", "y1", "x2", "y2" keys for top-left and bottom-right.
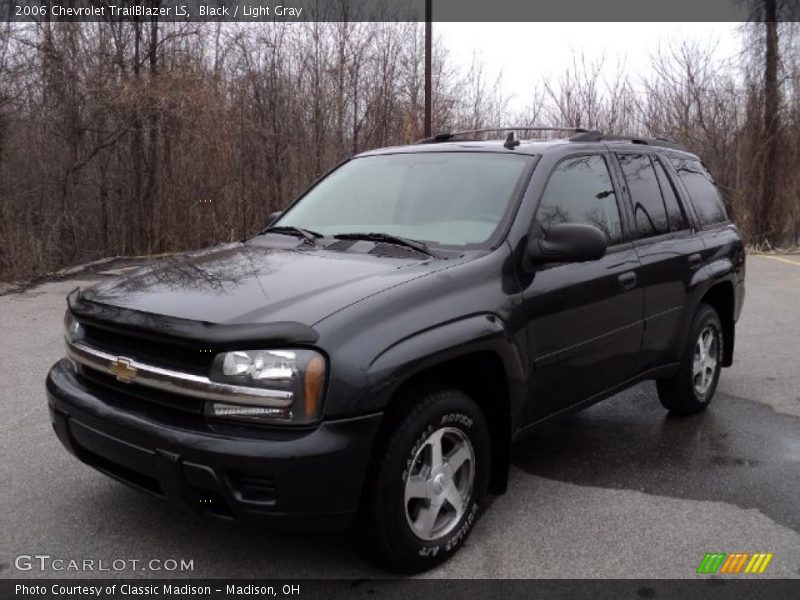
[
  {"x1": 526, "y1": 223, "x2": 607, "y2": 267},
  {"x1": 265, "y1": 211, "x2": 282, "y2": 228}
]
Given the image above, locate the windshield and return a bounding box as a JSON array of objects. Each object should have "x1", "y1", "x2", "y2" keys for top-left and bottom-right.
[{"x1": 276, "y1": 152, "x2": 532, "y2": 247}]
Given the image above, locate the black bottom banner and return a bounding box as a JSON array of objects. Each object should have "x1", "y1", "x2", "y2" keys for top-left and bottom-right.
[{"x1": 3, "y1": 579, "x2": 800, "y2": 600}]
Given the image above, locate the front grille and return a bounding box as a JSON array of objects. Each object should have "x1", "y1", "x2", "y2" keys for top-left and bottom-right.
[
  {"x1": 79, "y1": 367, "x2": 205, "y2": 416},
  {"x1": 82, "y1": 324, "x2": 212, "y2": 375}
]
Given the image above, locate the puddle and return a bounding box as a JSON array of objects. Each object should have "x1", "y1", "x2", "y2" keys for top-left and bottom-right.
[{"x1": 513, "y1": 382, "x2": 800, "y2": 533}]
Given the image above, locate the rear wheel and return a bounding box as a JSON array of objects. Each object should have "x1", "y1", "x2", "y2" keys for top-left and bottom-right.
[
  {"x1": 359, "y1": 386, "x2": 490, "y2": 573},
  {"x1": 657, "y1": 303, "x2": 723, "y2": 415}
]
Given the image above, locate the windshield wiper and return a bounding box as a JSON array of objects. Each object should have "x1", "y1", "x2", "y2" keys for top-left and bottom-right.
[
  {"x1": 334, "y1": 232, "x2": 438, "y2": 257},
  {"x1": 261, "y1": 225, "x2": 323, "y2": 246}
]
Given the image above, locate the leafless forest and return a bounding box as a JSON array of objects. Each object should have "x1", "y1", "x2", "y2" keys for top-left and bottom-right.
[{"x1": 0, "y1": 16, "x2": 798, "y2": 281}]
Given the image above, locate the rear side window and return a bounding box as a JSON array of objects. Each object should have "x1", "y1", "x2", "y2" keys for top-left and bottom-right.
[
  {"x1": 617, "y1": 154, "x2": 668, "y2": 238},
  {"x1": 669, "y1": 157, "x2": 728, "y2": 226},
  {"x1": 653, "y1": 158, "x2": 688, "y2": 231},
  {"x1": 535, "y1": 155, "x2": 623, "y2": 245}
]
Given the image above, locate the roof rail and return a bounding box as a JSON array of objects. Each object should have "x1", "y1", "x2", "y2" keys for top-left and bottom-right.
[
  {"x1": 416, "y1": 126, "x2": 598, "y2": 144},
  {"x1": 569, "y1": 131, "x2": 685, "y2": 150}
]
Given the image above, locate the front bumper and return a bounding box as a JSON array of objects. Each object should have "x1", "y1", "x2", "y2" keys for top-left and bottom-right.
[{"x1": 46, "y1": 359, "x2": 382, "y2": 531}]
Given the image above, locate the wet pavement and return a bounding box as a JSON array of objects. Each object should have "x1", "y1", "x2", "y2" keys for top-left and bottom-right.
[{"x1": 513, "y1": 384, "x2": 800, "y2": 533}]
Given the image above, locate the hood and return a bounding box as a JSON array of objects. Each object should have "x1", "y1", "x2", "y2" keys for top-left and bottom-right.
[{"x1": 82, "y1": 240, "x2": 452, "y2": 326}]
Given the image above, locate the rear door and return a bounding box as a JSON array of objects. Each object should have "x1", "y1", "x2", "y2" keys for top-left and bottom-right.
[
  {"x1": 612, "y1": 151, "x2": 705, "y2": 371},
  {"x1": 667, "y1": 155, "x2": 746, "y2": 322},
  {"x1": 520, "y1": 152, "x2": 643, "y2": 424}
]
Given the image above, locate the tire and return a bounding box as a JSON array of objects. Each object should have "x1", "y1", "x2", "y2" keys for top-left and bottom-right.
[
  {"x1": 657, "y1": 303, "x2": 723, "y2": 415},
  {"x1": 359, "y1": 385, "x2": 491, "y2": 573}
]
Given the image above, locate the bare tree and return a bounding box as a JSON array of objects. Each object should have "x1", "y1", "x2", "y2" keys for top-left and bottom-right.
[{"x1": 0, "y1": 21, "x2": 799, "y2": 282}]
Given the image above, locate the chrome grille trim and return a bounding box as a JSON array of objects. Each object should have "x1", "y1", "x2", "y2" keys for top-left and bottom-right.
[{"x1": 65, "y1": 340, "x2": 293, "y2": 407}]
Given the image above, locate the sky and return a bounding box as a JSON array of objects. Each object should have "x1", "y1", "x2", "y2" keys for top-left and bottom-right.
[{"x1": 436, "y1": 22, "x2": 743, "y2": 112}]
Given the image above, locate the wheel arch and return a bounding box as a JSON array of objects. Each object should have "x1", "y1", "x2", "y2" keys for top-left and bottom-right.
[
  {"x1": 364, "y1": 314, "x2": 525, "y2": 496},
  {"x1": 699, "y1": 281, "x2": 735, "y2": 367},
  {"x1": 378, "y1": 350, "x2": 513, "y2": 495}
]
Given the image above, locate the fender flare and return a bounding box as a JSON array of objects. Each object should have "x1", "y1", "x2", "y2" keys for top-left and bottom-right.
[
  {"x1": 687, "y1": 259, "x2": 738, "y2": 366},
  {"x1": 366, "y1": 313, "x2": 526, "y2": 402}
]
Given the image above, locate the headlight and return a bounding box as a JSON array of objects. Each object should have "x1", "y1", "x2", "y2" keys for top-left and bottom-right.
[
  {"x1": 206, "y1": 349, "x2": 326, "y2": 424},
  {"x1": 64, "y1": 311, "x2": 83, "y2": 343}
]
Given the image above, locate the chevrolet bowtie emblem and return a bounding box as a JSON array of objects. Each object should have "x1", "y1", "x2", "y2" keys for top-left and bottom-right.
[{"x1": 109, "y1": 358, "x2": 137, "y2": 383}]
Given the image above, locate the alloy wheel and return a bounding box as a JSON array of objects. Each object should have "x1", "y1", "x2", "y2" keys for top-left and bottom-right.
[
  {"x1": 403, "y1": 427, "x2": 475, "y2": 541},
  {"x1": 693, "y1": 325, "x2": 719, "y2": 396}
]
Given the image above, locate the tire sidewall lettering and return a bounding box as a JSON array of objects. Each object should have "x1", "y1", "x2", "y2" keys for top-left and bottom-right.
[
  {"x1": 441, "y1": 412, "x2": 473, "y2": 428},
  {"x1": 418, "y1": 502, "x2": 479, "y2": 557},
  {"x1": 402, "y1": 423, "x2": 435, "y2": 483},
  {"x1": 444, "y1": 502, "x2": 479, "y2": 552}
]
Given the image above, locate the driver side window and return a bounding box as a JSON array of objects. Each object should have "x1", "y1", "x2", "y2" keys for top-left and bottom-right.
[{"x1": 534, "y1": 155, "x2": 624, "y2": 246}]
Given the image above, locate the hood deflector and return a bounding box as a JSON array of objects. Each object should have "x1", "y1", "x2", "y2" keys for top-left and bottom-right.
[{"x1": 67, "y1": 288, "x2": 319, "y2": 350}]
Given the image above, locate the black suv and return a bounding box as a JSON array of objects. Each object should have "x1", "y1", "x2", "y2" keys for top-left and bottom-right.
[{"x1": 47, "y1": 128, "x2": 745, "y2": 572}]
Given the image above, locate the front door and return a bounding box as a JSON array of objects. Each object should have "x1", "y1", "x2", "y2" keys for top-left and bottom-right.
[{"x1": 520, "y1": 153, "x2": 644, "y2": 424}]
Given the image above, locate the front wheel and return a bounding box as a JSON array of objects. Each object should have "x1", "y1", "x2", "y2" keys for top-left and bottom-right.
[
  {"x1": 359, "y1": 386, "x2": 491, "y2": 573},
  {"x1": 657, "y1": 303, "x2": 723, "y2": 415}
]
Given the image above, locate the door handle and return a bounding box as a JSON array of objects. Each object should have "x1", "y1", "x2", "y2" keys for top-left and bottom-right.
[
  {"x1": 618, "y1": 272, "x2": 637, "y2": 290},
  {"x1": 688, "y1": 253, "x2": 702, "y2": 268}
]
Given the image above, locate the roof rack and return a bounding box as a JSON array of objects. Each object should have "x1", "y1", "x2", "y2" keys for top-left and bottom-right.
[
  {"x1": 569, "y1": 131, "x2": 685, "y2": 150},
  {"x1": 415, "y1": 126, "x2": 598, "y2": 145},
  {"x1": 414, "y1": 127, "x2": 686, "y2": 152}
]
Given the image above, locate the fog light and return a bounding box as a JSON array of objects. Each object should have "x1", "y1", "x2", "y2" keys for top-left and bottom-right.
[{"x1": 205, "y1": 402, "x2": 292, "y2": 422}]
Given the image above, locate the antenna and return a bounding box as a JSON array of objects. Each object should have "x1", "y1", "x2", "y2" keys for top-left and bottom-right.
[{"x1": 504, "y1": 131, "x2": 520, "y2": 149}]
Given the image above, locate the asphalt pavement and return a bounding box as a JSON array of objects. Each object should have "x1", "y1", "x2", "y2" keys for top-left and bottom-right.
[{"x1": 1, "y1": 254, "x2": 799, "y2": 580}]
